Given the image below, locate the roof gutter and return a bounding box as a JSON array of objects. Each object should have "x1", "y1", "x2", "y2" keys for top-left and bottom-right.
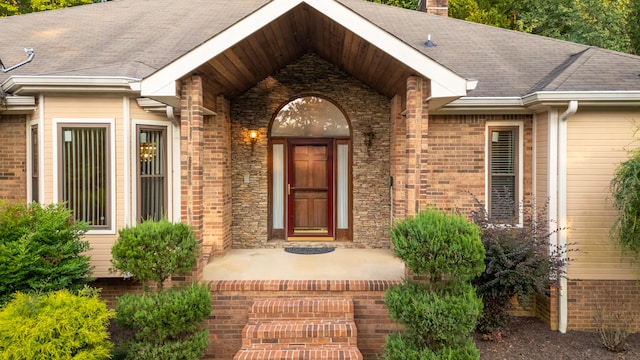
[
  {"x1": 0, "y1": 95, "x2": 37, "y2": 114},
  {"x1": 558, "y1": 100, "x2": 578, "y2": 334},
  {"x1": 1, "y1": 76, "x2": 141, "y2": 96}
]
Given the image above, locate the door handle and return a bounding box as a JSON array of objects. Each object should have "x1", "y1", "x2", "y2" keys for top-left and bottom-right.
[{"x1": 288, "y1": 183, "x2": 290, "y2": 195}]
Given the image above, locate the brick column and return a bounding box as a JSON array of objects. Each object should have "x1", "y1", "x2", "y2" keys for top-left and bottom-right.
[
  {"x1": 202, "y1": 95, "x2": 233, "y2": 260},
  {"x1": 180, "y1": 76, "x2": 205, "y2": 264},
  {"x1": 404, "y1": 76, "x2": 430, "y2": 216}
]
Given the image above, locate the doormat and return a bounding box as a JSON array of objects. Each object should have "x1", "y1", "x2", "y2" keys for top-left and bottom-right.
[{"x1": 284, "y1": 247, "x2": 335, "y2": 255}]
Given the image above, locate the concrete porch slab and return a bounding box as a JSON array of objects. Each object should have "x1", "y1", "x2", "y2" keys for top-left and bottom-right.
[{"x1": 202, "y1": 248, "x2": 405, "y2": 281}]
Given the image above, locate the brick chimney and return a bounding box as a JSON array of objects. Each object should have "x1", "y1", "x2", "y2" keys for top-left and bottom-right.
[{"x1": 418, "y1": 0, "x2": 448, "y2": 16}]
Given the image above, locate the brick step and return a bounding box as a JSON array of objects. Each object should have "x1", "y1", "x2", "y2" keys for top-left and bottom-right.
[
  {"x1": 241, "y1": 320, "x2": 358, "y2": 347},
  {"x1": 234, "y1": 345, "x2": 363, "y2": 360},
  {"x1": 249, "y1": 297, "x2": 354, "y2": 321}
]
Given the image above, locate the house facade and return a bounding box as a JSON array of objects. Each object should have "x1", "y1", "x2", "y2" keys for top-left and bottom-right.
[{"x1": 1, "y1": 0, "x2": 640, "y2": 357}]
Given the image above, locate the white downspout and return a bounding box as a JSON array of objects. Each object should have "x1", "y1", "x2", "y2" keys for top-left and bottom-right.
[{"x1": 558, "y1": 100, "x2": 578, "y2": 333}]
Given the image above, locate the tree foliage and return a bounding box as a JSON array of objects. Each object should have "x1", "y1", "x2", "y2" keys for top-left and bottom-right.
[
  {"x1": 450, "y1": 0, "x2": 640, "y2": 55},
  {"x1": 610, "y1": 148, "x2": 640, "y2": 258},
  {"x1": 0, "y1": 0, "x2": 104, "y2": 17}
]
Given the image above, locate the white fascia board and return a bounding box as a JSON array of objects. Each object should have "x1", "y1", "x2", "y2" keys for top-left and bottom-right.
[
  {"x1": 140, "y1": 0, "x2": 305, "y2": 100},
  {"x1": 432, "y1": 96, "x2": 529, "y2": 114},
  {"x1": 2, "y1": 76, "x2": 141, "y2": 95},
  {"x1": 305, "y1": 0, "x2": 470, "y2": 99},
  {"x1": 0, "y1": 95, "x2": 37, "y2": 114},
  {"x1": 523, "y1": 91, "x2": 640, "y2": 107}
]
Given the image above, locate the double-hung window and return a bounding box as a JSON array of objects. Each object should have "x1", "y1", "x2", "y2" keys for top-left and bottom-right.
[
  {"x1": 488, "y1": 125, "x2": 520, "y2": 224},
  {"x1": 59, "y1": 124, "x2": 110, "y2": 229},
  {"x1": 137, "y1": 126, "x2": 167, "y2": 222}
]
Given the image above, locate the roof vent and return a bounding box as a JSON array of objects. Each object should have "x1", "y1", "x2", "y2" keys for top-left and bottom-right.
[{"x1": 424, "y1": 34, "x2": 436, "y2": 48}]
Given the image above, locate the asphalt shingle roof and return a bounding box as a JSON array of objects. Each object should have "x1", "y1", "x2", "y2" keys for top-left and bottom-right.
[{"x1": 1, "y1": 0, "x2": 639, "y2": 98}]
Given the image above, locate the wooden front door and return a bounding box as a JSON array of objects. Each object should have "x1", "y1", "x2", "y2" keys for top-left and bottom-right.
[{"x1": 287, "y1": 139, "x2": 334, "y2": 240}]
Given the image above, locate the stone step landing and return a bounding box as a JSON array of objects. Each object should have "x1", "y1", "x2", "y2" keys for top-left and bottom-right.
[{"x1": 233, "y1": 297, "x2": 363, "y2": 360}]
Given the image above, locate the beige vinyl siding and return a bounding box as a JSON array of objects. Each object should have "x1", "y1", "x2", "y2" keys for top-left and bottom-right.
[
  {"x1": 535, "y1": 113, "x2": 548, "y2": 203},
  {"x1": 566, "y1": 110, "x2": 640, "y2": 280},
  {"x1": 40, "y1": 96, "x2": 171, "y2": 277}
]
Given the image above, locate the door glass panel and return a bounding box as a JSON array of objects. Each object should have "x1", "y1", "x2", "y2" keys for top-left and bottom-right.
[
  {"x1": 272, "y1": 144, "x2": 284, "y2": 229},
  {"x1": 337, "y1": 143, "x2": 348, "y2": 229}
]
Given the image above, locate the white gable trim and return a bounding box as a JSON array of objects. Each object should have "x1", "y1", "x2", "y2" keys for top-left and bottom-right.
[
  {"x1": 139, "y1": 0, "x2": 470, "y2": 107},
  {"x1": 304, "y1": 0, "x2": 469, "y2": 99}
]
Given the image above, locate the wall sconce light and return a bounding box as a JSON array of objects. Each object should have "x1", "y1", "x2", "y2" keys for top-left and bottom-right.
[
  {"x1": 249, "y1": 129, "x2": 258, "y2": 153},
  {"x1": 363, "y1": 127, "x2": 375, "y2": 154}
]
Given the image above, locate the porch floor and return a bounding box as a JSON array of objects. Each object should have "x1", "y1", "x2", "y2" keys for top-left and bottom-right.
[{"x1": 201, "y1": 248, "x2": 405, "y2": 281}]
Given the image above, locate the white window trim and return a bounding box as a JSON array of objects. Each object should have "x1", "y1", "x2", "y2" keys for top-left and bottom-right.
[
  {"x1": 53, "y1": 118, "x2": 116, "y2": 235},
  {"x1": 485, "y1": 120, "x2": 524, "y2": 226},
  {"x1": 131, "y1": 118, "x2": 175, "y2": 223}
]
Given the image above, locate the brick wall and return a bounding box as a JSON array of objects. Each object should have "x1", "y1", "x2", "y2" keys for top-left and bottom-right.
[
  {"x1": 403, "y1": 114, "x2": 533, "y2": 216},
  {"x1": 205, "y1": 280, "x2": 402, "y2": 360},
  {"x1": 567, "y1": 280, "x2": 640, "y2": 331},
  {"x1": 0, "y1": 115, "x2": 27, "y2": 202},
  {"x1": 230, "y1": 52, "x2": 391, "y2": 248}
]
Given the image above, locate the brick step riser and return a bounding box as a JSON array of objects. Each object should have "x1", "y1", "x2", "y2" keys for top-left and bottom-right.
[
  {"x1": 248, "y1": 298, "x2": 354, "y2": 321},
  {"x1": 241, "y1": 322, "x2": 357, "y2": 347},
  {"x1": 249, "y1": 312, "x2": 354, "y2": 321},
  {"x1": 234, "y1": 347, "x2": 363, "y2": 360}
]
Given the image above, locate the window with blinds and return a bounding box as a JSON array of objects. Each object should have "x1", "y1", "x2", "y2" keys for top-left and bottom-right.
[
  {"x1": 489, "y1": 127, "x2": 518, "y2": 223},
  {"x1": 137, "y1": 126, "x2": 167, "y2": 222},
  {"x1": 60, "y1": 126, "x2": 109, "y2": 228}
]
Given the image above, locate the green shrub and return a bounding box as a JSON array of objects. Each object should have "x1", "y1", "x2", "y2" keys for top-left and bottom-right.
[
  {"x1": 385, "y1": 281, "x2": 482, "y2": 348},
  {"x1": 0, "y1": 201, "x2": 92, "y2": 305},
  {"x1": 384, "y1": 208, "x2": 485, "y2": 359},
  {"x1": 610, "y1": 149, "x2": 640, "y2": 258},
  {"x1": 469, "y1": 196, "x2": 570, "y2": 337},
  {"x1": 391, "y1": 208, "x2": 485, "y2": 282},
  {"x1": 111, "y1": 219, "x2": 199, "y2": 289},
  {"x1": 0, "y1": 287, "x2": 113, "y2": 359},
  {"x1": 119, "y1": 329, "x2": 209, "y2": 360},
  {"x1": 115, "y1": 283, "x2": 211, "y2": 360}
]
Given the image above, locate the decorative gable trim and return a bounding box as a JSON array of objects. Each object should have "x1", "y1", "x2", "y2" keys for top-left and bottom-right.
[{"x1": 139, "y1": 0, "x2": 471, "y2": 108}]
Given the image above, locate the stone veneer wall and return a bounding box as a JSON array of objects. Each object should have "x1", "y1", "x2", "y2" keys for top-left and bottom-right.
[
  {"x1": 0, "y1": 115, "x2": 27, "y2": 202},
  {"x1": 230, "y1": 52, "x2": 391, "y2": 248}
]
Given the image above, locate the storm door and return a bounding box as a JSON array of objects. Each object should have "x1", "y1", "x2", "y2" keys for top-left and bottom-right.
[{"x1": 287, "y1": 139, "x2": 333, "y2": 240}]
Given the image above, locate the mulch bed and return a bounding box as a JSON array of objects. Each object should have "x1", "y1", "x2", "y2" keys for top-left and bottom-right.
[{"x1": 475, "y1": 317, "x2": 640, "y2": 360}]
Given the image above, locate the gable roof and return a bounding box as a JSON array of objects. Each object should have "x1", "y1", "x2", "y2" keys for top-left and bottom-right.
[{"x1": 1, "y1": 0, "x2": 639, "y2": 110}]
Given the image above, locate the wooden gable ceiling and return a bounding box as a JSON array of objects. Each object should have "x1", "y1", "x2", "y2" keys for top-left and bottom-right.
[{"x1": 191, "y1": 3, "x2": 416, "y2": 100}]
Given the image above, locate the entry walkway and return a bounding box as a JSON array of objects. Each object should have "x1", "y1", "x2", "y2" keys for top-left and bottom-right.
[{"x1": 201, "y1": 248, "x2": 405, "y2": 281}]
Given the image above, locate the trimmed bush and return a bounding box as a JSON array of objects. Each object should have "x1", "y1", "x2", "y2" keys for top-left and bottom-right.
[
  {"x1": 111, "y1": 218, "x2": 199, "y2": 289},
  {"x1": 115, "y1": 283, "x2": 211, "y2": 360},
  {"x1": 391, "y1": 208, "x2": 485, "y2": 283},
  {"x1": 384, "y1": 208, "x2": 485, "y2": 359},
  {"x1": 0, "y1": 287, "x2": 113, "y2": 359},
  {"x1": 0, "y1": 201, "x2": 92, "y2": 305}
]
